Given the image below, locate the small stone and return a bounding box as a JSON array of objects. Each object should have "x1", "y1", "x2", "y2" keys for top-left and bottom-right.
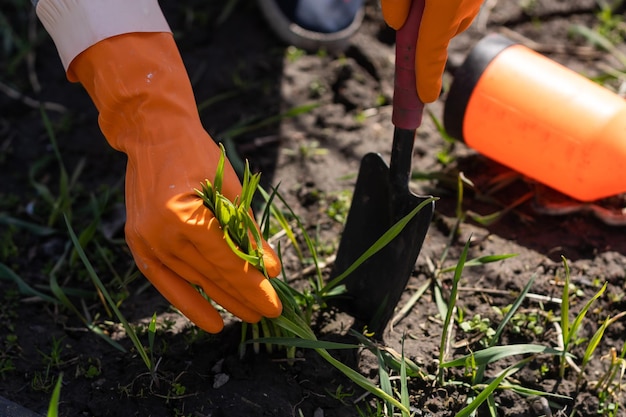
[{"x1": 213, "y1": 373, "x2": 229, "y2": 389}]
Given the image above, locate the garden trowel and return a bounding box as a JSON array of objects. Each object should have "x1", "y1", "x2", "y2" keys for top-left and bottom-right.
[{"x1": 330, "y1": 0, "x2": 434, "y2": 337}]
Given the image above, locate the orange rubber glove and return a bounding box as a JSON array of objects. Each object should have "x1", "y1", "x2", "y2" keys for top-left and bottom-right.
[
  {"x1": 36, "y1": 0, "x2": 282, "y2": 333},
  {"x1": 381, "y1": 0, "x2": 483, "y2": 103}
]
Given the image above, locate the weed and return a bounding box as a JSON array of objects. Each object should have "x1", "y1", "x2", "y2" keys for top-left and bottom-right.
[
  {"x1": 283, "y1": 139, "x2": 329, "y2": 160},
  {"x1": 325, "y1": 189, "x2": 352, "y2": 224},
  {"x1": 326, "y1": 384, "x2": 355, "y2": 405},
  {"x1": 47, "y1": 372, "x2": 63, "y2": 417},
  {"x1": 504, "y1": 309, "x2": 547, "y2": 338},
  {"x1": 38, "y1": 335, "x2": 65, "y2": 369},
  {"x1": 285, "y1": 45, "x2": 305, "y2": 62},
  {"x1": 458, "y1": 313, "x2": 496, "y2": 348},
  {"x1": 196, "y1": 143, "x2": 266, "y2": 272},
  {"x1": 80, "y1": 358, "x2": 102, "y2": 379},
  {"x1": 557, "y1": 256, "x2": 608, "y2": 378}
]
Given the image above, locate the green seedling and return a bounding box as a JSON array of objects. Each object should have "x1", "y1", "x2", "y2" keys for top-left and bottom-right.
[
  {"x1": 38, "y1": 335, "x2": 65, "y2": 369},
  {"x1": 325, "y1": 189, "x2": 352, "y2": 224},
  {"x1": 595, "y1": 341, "x2": 626, "y2": 416},
  {"x1": 458, "y1": 314, "x2": 496, "y2": 348},
  {"x1": 196, "y1": 143, "x2": 266, "y2": 272},
  {"x1": 558, "y1": 256, "x2": 607, "y2": 378},
  {"x1": 428, "y1": 109, "x2": 456, "y2": 166},
  {"x1": 65, "y1": 216, "x2": 158, "y2": 383},
  {"x1": 434, "y1": 238, "x2": 569, "y2": 414},
  {"x1": 47, "y1": 372, "x2": 63, "y2": 417},
  {"x1": 29, "y1": 109, "x2": 85, "y2": 227}
]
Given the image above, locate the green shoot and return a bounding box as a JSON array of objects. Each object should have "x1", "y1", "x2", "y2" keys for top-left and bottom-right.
[
  {"x1": 47, "y1": 372, "x2": 63, "y2": 417},
  {"x1": 64, "y1": 215, "x2": 156, "y2": 381},
  {"x1": 196, "y1": 143, "x2": 266, "y2": 273},
  {"x1": 559, "y1": 256, "x2": 607, "y2": 378},
  {"x1": 437, "y1": 236, "x2": 470, "y2": 382}
]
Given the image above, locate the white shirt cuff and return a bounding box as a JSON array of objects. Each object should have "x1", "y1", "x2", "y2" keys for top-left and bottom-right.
[{"x1": 36, "y1": 0, "x2": 171, "y2": 72}]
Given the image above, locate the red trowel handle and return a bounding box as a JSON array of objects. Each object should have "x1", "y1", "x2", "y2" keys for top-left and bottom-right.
[{"x1": 392, "y1": 0, "x2": 425, "y2": 130}]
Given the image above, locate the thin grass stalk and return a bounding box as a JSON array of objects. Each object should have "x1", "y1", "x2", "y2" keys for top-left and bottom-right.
[
  {"x1": 47, "y1": 372, "x2": 63, "y2": 417},
  {"x1": 0, "y1": 262, "x2": 57, "y2": 304},
  {"x1": 257, "y1": 186, "x2": 304, "y2": 260},
  {"x1": 65, "y1": 215, "x2": 153, "y2": 374},
  {"x1": 559, "y1": 256, "x2": 571, "y2": 378},
  {"x1": 560, "y1": 262, "x2": 607, "y2": 378},
  {"x1": 323, "y1": 197, "x2": 437, "y2": 295},
  {"x1": 375, "y1": 348, "x2": 394, "y2": 417},
  {"x1": 148, "y1": 313, "x2": 158, "y2": 365},
  {"x1": 400, "y1": 337, "x2": 410, "y2": 417},
  {"x1": 441, "y1": 344, "x2": 567, "y2": 369},
  {"x1": 391, "y1": 279, "x2": 430, "y2": 329},
  {"x1": 437, "y1": 237, "x2": 471, "y2": 383},
  {"x1": 474, "y1": 274, "x2": 537, "y2": 382},
  {"x1": 455, "y1": 357, "x2": 532, "y2": 417},
  {"x1": 39, "y1": 107, "x2": 75, "y2": 226},
  {"x1": 47, "y1": 247, "x2": 126, "y2": 352}
]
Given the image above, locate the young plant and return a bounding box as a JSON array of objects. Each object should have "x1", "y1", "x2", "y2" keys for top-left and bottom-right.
[
  {"x1": 47, "y1": 372, "x2": 63, "y2": 417},
  {"x1": 558, "y1": 256, "x2": 607, "y2": 378},
  {"x1": 196, "y1": 143, "x2": 266, "y2": 273},
  {"x1": 65, "y1": 216, "x2": 158, "y2": 383}
]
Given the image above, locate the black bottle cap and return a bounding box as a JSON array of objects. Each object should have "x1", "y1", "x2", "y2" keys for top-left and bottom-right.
[{"x1": 443, "y1": 34, "x2": 516, "y2": 142}]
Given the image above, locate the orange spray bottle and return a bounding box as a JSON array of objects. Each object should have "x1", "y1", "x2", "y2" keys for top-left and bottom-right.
[{"x1": 444, "y1": 34, "x2": 626, "y2": 202}]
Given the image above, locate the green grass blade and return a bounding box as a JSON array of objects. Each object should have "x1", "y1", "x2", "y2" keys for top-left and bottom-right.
[
  {"x1": 65, "y1": 215, "x2": 151, "y2": 369},
  {"x1": 0, "y1": 262, "x2": 58, "y2": 303},
  {"x1": 48, "y1": 262, "x2": 126, "y2": 353},
  {"x1": 500, "y1": 383, "x2": 571, "y2": 400},
  {"x1": 456, "y1": 357, "x2": 531, "y2": 417},
  {"x1": 375, "y1": 348, "x2": 394, "y2": 417},
  {"x1": 441, "y1": 344, "x2": 567, "y2": 368},
  {"x1": 317, "y1": 347, "x2": 409, "y2": 414},
  {"x1": 581, "y1": 315, "x2": 610, "y2": 370},
  {"x1": 270, "y1": 315, "x2": 409, "y2": 413},
  {"x1": 439, "y1": 253, "x2": 518, "y2": 273},
  {"x1": 248, "y1": 337, "x2": 359, "y2": 350},
  {"x1": 400, "y1": 338, "x2": 410, "y2": 417},
  {"x1": 438, "y1": 236, "x2": 470, "y2": 370},
  {"x1": 475, "y1": 274, "x2": 537, "y2": 381},
  {"x1": 0, "y1": 213, "x2": 56, "y2": 236},
  {"x1": 491, "y1": 274, "x2": 537, "y2": 346},
  {"x1": 486, "y1": 393, "x2": 497, "y2": 417},
  {"x1": 257, "y1": 185, "x2": 304, "y2": 260},
  {"x1": 47, "y1": 372, "x2": 63, "y2": 417},
  {"x1": 568, "y1": 281, "x2": 607, "y2": 347},
  {"x1": 323, "y1": 196, "x2": 437, "y2": 295},
  {"x1": 148, "y1": 312, "x2": 157, "y2": 353},
  {"x1": 560, "y1": 256, "x2": 570, "y2": 348}
]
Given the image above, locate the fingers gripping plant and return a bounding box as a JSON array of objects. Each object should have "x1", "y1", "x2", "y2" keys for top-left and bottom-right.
[{"x1": 195, "y1": 143, "x2": 267, "y2": 273}]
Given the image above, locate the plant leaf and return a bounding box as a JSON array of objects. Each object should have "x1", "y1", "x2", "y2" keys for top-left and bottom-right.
[{"x1": 441, "y1": 344, "x2": 568, "y2": 368}]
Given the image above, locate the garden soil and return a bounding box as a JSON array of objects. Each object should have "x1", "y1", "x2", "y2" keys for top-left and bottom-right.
[{"x1": 2, "y1": 1, "x2": 626, "y2": 416}]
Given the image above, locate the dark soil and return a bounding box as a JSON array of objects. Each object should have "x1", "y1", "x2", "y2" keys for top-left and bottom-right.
[{"x1": 2, "y1": 1, "x2": 626, "y2": 416}]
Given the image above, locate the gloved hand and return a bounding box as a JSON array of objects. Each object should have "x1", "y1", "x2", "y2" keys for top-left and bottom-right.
[
  {"x1": 35, "y1": 0, "x2": 282, "y2": 333},
  {"x1": 381, "y1": 0, "x2": 483, "y2": 103}
]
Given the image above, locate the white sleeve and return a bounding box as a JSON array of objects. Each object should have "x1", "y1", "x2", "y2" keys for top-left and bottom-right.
[{"x1": 35, "y1": 0, "x2": 172, "y2": 71}]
